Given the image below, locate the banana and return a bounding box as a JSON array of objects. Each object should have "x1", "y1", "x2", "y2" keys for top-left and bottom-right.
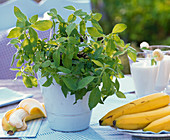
[
  {"x1": 113, "y1": 105, "x2": 170, "y2": 130},
  {"x1": 9, "y1": 108, "x2": 29, "y2": 129},
  {"x1": 99, "y1": 92, "x2": 170, "y2": 126},
  {"x1": 2, "y1": 99, "x2": 47, "y2": 135},
  {"x1": 143, "y1": 115, "x2": 170, "y2": 133}
]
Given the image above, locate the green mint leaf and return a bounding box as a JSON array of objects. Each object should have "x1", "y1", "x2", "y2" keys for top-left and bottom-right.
[
  {"x1": 11, "y1": 54, "x2": 16, "y2": 66},
  {"x1": 151, "y1": 58, "x2": 157, "y2": 66},
  {"x1": 84, "y1": 15, "x2": 91, "y2": 21},
  {"x1": 23, "y1": 76, "x2": 32, "y2": 88},
  {"x1": 41, "y1": 60, "x2": 51, "y2": 68},
  {"x1": 29, "y1": 27, "x2": 38, "y2": 47},
  {"x1": 29, "y1": 15, "x2": 38, "y2": 24},
  {"x1": 102, "y1": 72, "x2": 111, "y2": 90},
  {"x1": 17, "y1": 59, "x2": 23, "y2": 67},
  {"x1": 53, "y1": 74, "x2": 60, "y2": 84},
  {"x1": 50, "y1": 8, "x2": 57, "y2": 16},
  {"x1": 93, "y1": 47, "x2": 103, "y2": 59},
  {"x1": 112, "y1": 23, "x2": 127, "y2": 34},
  {"x1": 33, "y1": 63, "x2": 40, "y2": 73},
  {"x1": 113, "y1": 51, "x2": 125, "y2": 57},
  {"x1": 29, "y1": 76, "x2": 38, "y2": 87},
  {"x1": 87, "y1": 27, "x2": 103, "y2": 37},
  {"x1": 7, "y1": 27, "x2": 22, "y2": 38},
  {"x1": 93, "y1": 13, "x2": 102, "y2": 21},
  {"x1": 80, "y1": 20, "x2": 86, "y2": 36},
  {"x1": 74, "y1": 9, "x2": 87, "y2": 16},
  {"x1": 53, "y1": 50, "x2": 60, "y2": 67},
  {"x1": 58, "y1": 66, "x2": 71, "y2": 74},
  {"x1": 114, "y1": 78, "x2": 120, "y2": 91},
  {"x1": 92, "y1": 60, "x2": 103, "y2": 67},
  {"x1": 68, "y1": 14, "x2": 76, "y2": 23},
  {"x1": 42, "y1": 76, "x2": 53, "y2": 87},
  {"x1": 116, "y1": 91, "x2": 126, "y2": 98},
  {"x1": 16, "y1": 20, "x2": 25, "y2": 28},
  {"x1": 64, "y1": 5, "x2": 76, "y2": 11},
  {"x1": 57, "y1": 15, "x2": 65, "y2": 23},
  {"x1": 62, "y1": 77, "x2": 77, "y2": 90},
  {"x1": 127, "y1": 46, "x2": 137, "y2": 62},
  {"x1": 31, "y1": 20, "x2": 53, "y2": 31},
  {"x1": 77, "y1": 76, "x2": 95, "y2": 89},
  {"x1": 88, "y1": 87, "x2": 101, "y2": 110},
  {"x1": 14, "y1": 6, "x2": 27, "y2": 22},
  {"x1": 61, "y1": 82, "x2": 69, "y2": 98},
  {"x1": 10, "y1": 39, "x2": 19, "y2": 44},
  {"x1": 91, "y1": 19, "x2": 103, "y2": 33},
  {"x1": 106, "y1": 39, "x2": 116, "y2": 56},
  {"x1": 66, "y1": 23, "x2": 76, "y2": 36},
  {"x1": 10, "y1": 68, "x2": 20, "y2": 71}
]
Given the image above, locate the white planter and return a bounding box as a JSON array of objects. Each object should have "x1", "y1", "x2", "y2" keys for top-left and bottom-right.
[{"x1": 38, "y1": 73, "x2": 92, "y2": 132}]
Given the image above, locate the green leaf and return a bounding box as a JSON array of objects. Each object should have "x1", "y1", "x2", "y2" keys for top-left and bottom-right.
[
  {"x1": 102, "y1": 72, "x2": 111, "y2": 90},
  {"x1": 53, "y1": 50, "x2": 60, "y2": 67},
  {"x1": 7, "y1": 27, "x2": 22, "y2": 38},
  {"x1": 68, "y1": 14, "x2": 76, "y2": 23},
  {"x1": 127, "y1": 46, "x2": 137, "y2": 62},
  {"x1": 10, "y1": 68, "x2": 20, "y2": 71},
  {"x1": 29, "y1": 27, "x2": 38, "y2": 47},
  {"x1": 61, "y1": 82, "x2": 69, "y2": 98},
  {"x1": 66, "y1": 23, "x2": 76, "y2": 36},
  {"x1": 62, "y1": 77, "x2": 77, "y2": 90},
  {"x1": 78, "y1": 76, "x2": 95, "y2": 89},
  {"x1": 42, "y1": 76, "x2": 53, "y2": 87},
  {"x1": 93, "y1": 47, "x2": 103, "y2": 59},
  {"x1": 74, "y1": 9, "x2": 87, "y2": 16},
  {"x1": 11, "y1": 54, "x2": 16, "y2": 66},
  {"x1": 114, "y1": 78, "x2": 120, "y2": 91},
  {"x1": 106, "y1": 39, "x2": 116, "y2": 56},
  {"x1": 35, "y1": 51, "x2": 40, "y2": 62},
  {"x1": 88, "y1": 87, "x2": 101, "y2": 110},
  {"x1": 112, "y1": 23, "x2": 127, "y2": 34},
  {"x1": 84, "y1": 15, "x2": 91, "y2": 21},
  {"x1": 23, "y1": 76, "x2": 32, "y2": 88},
  {"x1": 113, "y1": 51, "x2": 125, "y2": 57},
  {"x1": 93, "y1": 13, "x2": 102, "y2": 21},
  {"x1": 64, "y1": 5, "x2": 76, "y2": 11},
  {"x1": 58, "y1": 66, "x2": 71, "y2": 74},
  {"x1": 31, "y1": 20, "x2": 53, "y2": 31},
  {"x1": 33, "y1": 63, "x2": 40, "y2": 73},
  {"x1": 14, "y1": 6, "x2": 27, "y2": 22},
  {"x1": 16, "y1": 20, "x2": 25, "y2": 28},
  {"x1": 10, "y1": 39, "x2": 19, "y2": 44},
  {"x1": 29, "y1": 76, "x2": 38, "y2": 87},
  {"x1": 87, "y1": 27, "x2": 103, "y2": 37},
  {"x1": 53, "y1": 74, "x2": 60, "y2": 84},
  {"x1": 17, "y1": 59, "x2": 23, "y2": 67},
  {"x1": 80, "y1": 20, "x2": 86, "y2": 36},
  {"x1": 50, "y1": 8, "x2": 57, "y2": 16},
  {"x1": 91, "y1": 19, "x2": 103, "y2": 33},
  {"x1": 92, "y1": 60, "x2": 103, "y2": 67},
  {"x1": 29, "y1": 15, "x2": 38, "y2": 24},
  {"x1": 57, "y1": 15, "x2": 65, "y2": 23},
  {"x1": 116, "y1": 91, "x2": 126, "y2": 98},
  {"x1": 41, "y1": 60, "x2": 51, "y2": 68}
]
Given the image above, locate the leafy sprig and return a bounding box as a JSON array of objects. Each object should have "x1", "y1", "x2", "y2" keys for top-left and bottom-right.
[{"x1": 8, "y1": 6, "x2": 136, "y2": 110}]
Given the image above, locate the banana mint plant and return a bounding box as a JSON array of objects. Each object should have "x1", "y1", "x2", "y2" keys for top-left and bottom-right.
[{"x1": 8, "y1": 6, "x2": 136, "y2": 110}]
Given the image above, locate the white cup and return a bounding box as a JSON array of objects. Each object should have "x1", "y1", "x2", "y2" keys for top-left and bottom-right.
[{"x1": 130, "y1": 61, "x2": 159, "y2": 98}]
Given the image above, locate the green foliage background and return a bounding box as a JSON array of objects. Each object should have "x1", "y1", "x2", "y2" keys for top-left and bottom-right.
[{"x1": 91, "y1": 0, "x2": 170, "y2": 73}]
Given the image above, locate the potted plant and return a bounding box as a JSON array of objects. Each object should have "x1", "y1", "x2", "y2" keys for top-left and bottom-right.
[{"x1": 7, "y1": 6, "x2": 136, "y2": 131}]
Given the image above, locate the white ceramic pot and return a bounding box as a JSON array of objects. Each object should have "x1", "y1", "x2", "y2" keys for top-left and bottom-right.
[{"x1": 38, "y1": 73, "x2": 92, "y2": 132}]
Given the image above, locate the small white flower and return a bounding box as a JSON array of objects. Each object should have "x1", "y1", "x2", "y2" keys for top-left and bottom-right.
[
  {"x1": 140, "y1": 41, "x2": 149, "y2": 49},
  {"x1": 152, "y1": 49, "x2": 164, "y2": 61}
]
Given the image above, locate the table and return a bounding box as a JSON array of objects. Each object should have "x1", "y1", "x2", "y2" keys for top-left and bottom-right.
[{"x1": 0, "y1": 78, "x2": 169, "y2": 140}]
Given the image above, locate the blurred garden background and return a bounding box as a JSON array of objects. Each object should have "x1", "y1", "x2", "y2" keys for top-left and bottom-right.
[{"x1": 91, "y1": 0, "x2": 170, "y2": 74}]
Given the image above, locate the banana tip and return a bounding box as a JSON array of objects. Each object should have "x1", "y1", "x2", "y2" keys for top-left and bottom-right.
[
  {"x1": 113, "y1": 120, "x2": 116, "y2": 127},
  {"x1": 99, "y1": 119, "x2": 103, "y2": 125},
  {"x1": 7, "y1": 130, "x2": 14, "y2": 135}
]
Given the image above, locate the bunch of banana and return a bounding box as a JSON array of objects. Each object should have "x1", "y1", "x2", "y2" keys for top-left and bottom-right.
[
  {"x1": 2, "y1": 98, "x2": 47, "y2": 135},
  {"x1": 113, "y1": 105, "x2": 170, "y2": 130},
  {"x1": 99, "y1": 92, "x2": 170, "y2": 126}
]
